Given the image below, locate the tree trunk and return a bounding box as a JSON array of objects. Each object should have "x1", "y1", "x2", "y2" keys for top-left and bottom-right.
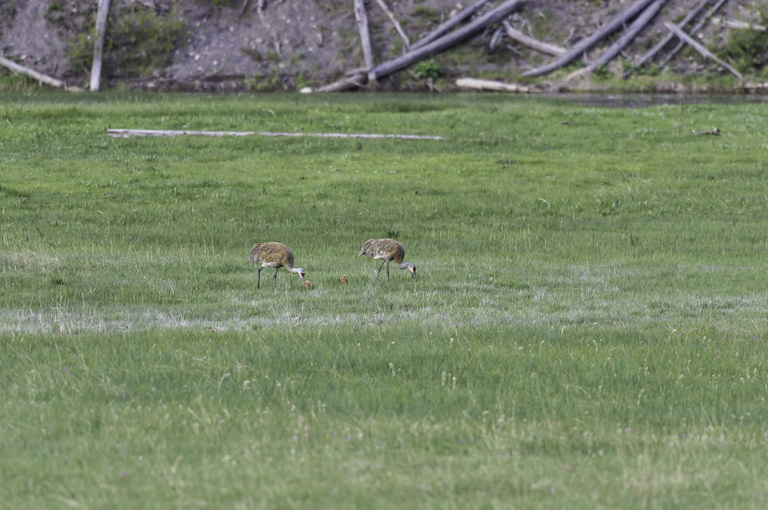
[
  {"x1": 502, "y1": 20, "x2": 564, "y2": 56},
  {"x1": 523, "y1": 0, "x2": 658, "y2": 77},
  {"x1": 657, "y1": 0, "x2": 728, "y2": 70},
  {"x1": 372, "y1": 0, "x2": 410, "y2": 51},
  {"x1": 663, "y1": 21, "x2": 743, "y2": 79},
  {"x1": 586, "y1": 0, "x2": 668, "y2": 73},
  {"x1": 90, "y1": 0, "x2": 111, "y2": 92},
  {"x1": 410, "y1": 0, "x2": 491, "y2": 51},
  {"x1": 0, "y1": 56, "x2": 83, "y2": 91},
  {"x1": 318, "y1": 0, "x2": 528, "y2": 92},
  {"x1": 456, "y1": 77, "x2": 529, "y2": 93},
  {"x1": 623, "y1": 0, "x2": 713, "y2": 79},
  {"x1": 354, "y1": 0, "x2": 377, "y2": 81}
]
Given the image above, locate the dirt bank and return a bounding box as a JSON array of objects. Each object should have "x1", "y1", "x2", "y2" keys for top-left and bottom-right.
[{"x1": 0, "y1": 0, "x2": 765, "y2": 92}]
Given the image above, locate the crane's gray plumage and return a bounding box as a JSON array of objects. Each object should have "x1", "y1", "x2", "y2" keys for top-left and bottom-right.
[
  {"x1": 250, "y1": 242, "x2": 306, "y2": 289},
  {"x1": 359, "y1": 238, "x2": 417, "y2": 282}
]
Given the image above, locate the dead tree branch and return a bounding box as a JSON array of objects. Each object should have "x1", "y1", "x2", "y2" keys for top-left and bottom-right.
[
  {"x1": 657, "y1": 0, "x2": 728, "y2": 71},
  {"x1": 586, "y1": 0, "x2": 668, "y2": 73},
  {"x1": 90, "y1": 0, "x2": 112, "y2": 92},
  {"x1": 257, "y1": 0, "x2": 281, "y2": 59},
  {"x1": 663, "y1": 21, "x2": 742, "y2": 79},
  {"x1": 456, "y1": 77, "x2": 529, "y2": 92},
  {"x1": 107, "y1": 129, "x2": 445, "y2": 140},
  {"x1": 410, "y1": 0, "x2": 491, "y2": 51},
  {"x1": 372, "y1": 0, "x2": 410, "y2": 51},
  {"x1": 0, "y1": 56, "x2": 83, "y2": 91},
  {"x1": 318, "y1": 0, "x2": 527, "y2": 92},
  {"x1": 354, "y1": 0, "x2": 376, "y2": 81},
  {"x1": 523, "y1": 0, "x2": 658, "y2": 77},
  {"x1": 623, "y1": 0, "x2": 713, "y2": 79},
  {"x1": 502, "y1": 20, "x2": 564, "y2": 56}
]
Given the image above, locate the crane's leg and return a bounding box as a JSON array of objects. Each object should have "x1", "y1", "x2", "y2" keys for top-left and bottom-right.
[
  {"x1": 257, "y1": 266, "x2": 263, "y2": 289},
  {"x1": 273, "y1": 268, "x2": 279, "y2": 290},
  {"x1": 376, "y1": 260, "x2": 386, "y2": 282},
  {"x1": 386, "y1": 261, "x2": 391, "y2": 283}
]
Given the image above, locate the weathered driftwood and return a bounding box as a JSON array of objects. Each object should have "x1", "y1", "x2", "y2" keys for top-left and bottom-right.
[
  {"x1": 0, "y1": 56, "x2": 83, "y2": 91},
  {"x1": 372, "y1": 0, "x2": 410, "y2": 51},
  {"x1": 712, "y1": 17, "x2": 766, "y2": 31},
  {"x1": 456, "y1": 77, "x2": 529, "y2": 93},
  {"x1": 410, "y1": 0, "x2": 491, "y2": 51},
  {"x1": 238, "y1": 0, "x2": 250, "y2": 17},
  {"x1": 502, "y1": 20, "x2": 564, "y2": 56},
  {"x1": 90, "y1": 0, "x2": 112, "y2": 91},
  {"x1": 354, "y1": 0, "x2": 376, "y2": 81},
  {"x1": 489, "y1": 27, "x2": 505, "y2": 51},
  {"x1": 663, "y1": 21, "x2": 743, "y2": 79},
  {"x1": 318, "y1": 0, "x2": 527, "y2": 92},
  {"x1": 523, "y1": 0, "x2": 658, "y2": 77},
  {"x1": 586, "y1": 0, "x2": 668, "y2": 73},
  {"x1": 657, "y1": 0, "x2": 728, "y2": 70},
  {"x1": 623, "y1": 0, "x2": 713, "y2": 79},
  {"x1": 106, "y1": 129, "x2": 446, "y2": 140}
]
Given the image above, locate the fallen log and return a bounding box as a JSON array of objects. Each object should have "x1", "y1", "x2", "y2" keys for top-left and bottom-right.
[
  {"x1": 410, "y1": 0, "x2": 491, "y2": 51},
  {"x1": 523, "y1": 0, "x2": 658, "y2": 77},
  {"x1": 456, "y1": 77, "x2": 529, "y2": 92},
  {"x1": 586, "y1": 0, "x2": 668, "y2": 73},
  {"x1": 0, "y1": 56, "x2": 83, "y2": 91},
  {"x1": 657, "y1": 0, "x2": 728, "y2": 71},
  {"x1": 106, "y1": 129, "x2": 446, "y2": 140},
  {"x1": 623, "y1": 0, "x2": 713, "y2": 79},
  {"x1": 354, "y1": 0, "x2": 376, "y2": 81},
  {"x1": 318, "y1": 0, "x2": 527, "y2": 92},
  {"x1": 90, "y1": 0, "x2": 112, "y2": 92},
  {"x1": 663, "y1": 21, "x2": 742, "y2": 79},
  {"x1": 502, "y1": 20, "x2": 564, "y2": 56},
  {"x1": 372, "y1": 0, "x2": 410, "y2": 51}
]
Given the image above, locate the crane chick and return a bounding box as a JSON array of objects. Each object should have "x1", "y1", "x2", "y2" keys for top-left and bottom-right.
[
  {"x1": 359, "y1": 238, "x2": 417, "y2": 282},
  {"x1": 250, "y1": 242, "x2": 306, "y2": 290}
]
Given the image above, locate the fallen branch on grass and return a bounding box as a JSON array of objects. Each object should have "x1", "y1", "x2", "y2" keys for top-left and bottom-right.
[
  {"x1": 106, "y1": 129, "x2": 446, "y2": 140},
  {"x1": 692, "y1": 127, "x2": 721, "y2": 135}
]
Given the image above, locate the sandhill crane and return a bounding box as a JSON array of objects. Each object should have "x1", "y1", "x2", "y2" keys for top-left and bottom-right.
[
  {"x1": 250, "y1": 242, "x2": 306, "y2": 290},
  {"x1": 359, "y1": 238, "x2": 417, "y2": 282}
]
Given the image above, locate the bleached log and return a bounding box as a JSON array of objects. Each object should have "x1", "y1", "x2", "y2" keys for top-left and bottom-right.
[
  {"x1": 657, "y1": 0, "x2": 728, "y2": 70},
  {"x1": 502, "y1": 21, "x2": 564, "y2": 56},
  {"x1": 586, "y1": 0, "x2": 668, "y2": 73},
  {"x1": 354, "y1": 0, "x2": 376, "y2": 81},
  {"x1": 523, "y1": 0, "x2": 658, "y2": 77},
  {"x1": 456, "y1": 77, "x2": 529, "y2": 93},
  {"x1": 663, "y1": 21, "x2": 742, "y2": 79},
  {"x1": 106, "y1": 129, "x2": 445, "y2": 140},
  {"x1": 0, "y1": 56, "x2": 83, "y2": 91},
  {"x1": 318, "y1": 0, "x2": 527, "y2": 92},
  {"x1": 90, "y1": 0, "x2": 112, "y2": 91},
  {"x1": 623, "y1": 0, "x2": 713, "y2": 79},
  {"x1": 410, "y1": 0, "x2": 491, "y2": 51},
  {"x1": 372, "y1": 0, "x2": 410, "y2": 51},
  {"x1": 712, "y1": 17, "x2": 766, "y2": 31}
]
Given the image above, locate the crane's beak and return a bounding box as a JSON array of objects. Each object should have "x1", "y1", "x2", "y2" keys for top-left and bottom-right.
[{"x1": 411, "y1": 268, "x2": 418, "y2": 281}]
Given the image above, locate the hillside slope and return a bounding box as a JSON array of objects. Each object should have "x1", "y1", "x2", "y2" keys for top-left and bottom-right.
[{"x1": 0, "y1": 0, "x2": 764, "y2": 91}]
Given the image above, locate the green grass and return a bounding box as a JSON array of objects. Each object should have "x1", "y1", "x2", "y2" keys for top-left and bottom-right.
[{"x1": 2, "y1": 91, "x2": 768, "y2": 508}]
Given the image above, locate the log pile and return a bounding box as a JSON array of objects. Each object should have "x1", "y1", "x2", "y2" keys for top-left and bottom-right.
[{"x1": 1, "y1": 0, "x2": 757, "y2": 93}]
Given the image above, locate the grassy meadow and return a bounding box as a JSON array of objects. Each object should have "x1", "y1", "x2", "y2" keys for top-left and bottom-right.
[{"x1": 2, "y1": 91, "x2": 768, "y2": 508}]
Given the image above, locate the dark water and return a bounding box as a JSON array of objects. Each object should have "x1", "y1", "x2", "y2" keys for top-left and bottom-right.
[{"x1": 540, "y1": 92, "x2": 768, "y2": 108}]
